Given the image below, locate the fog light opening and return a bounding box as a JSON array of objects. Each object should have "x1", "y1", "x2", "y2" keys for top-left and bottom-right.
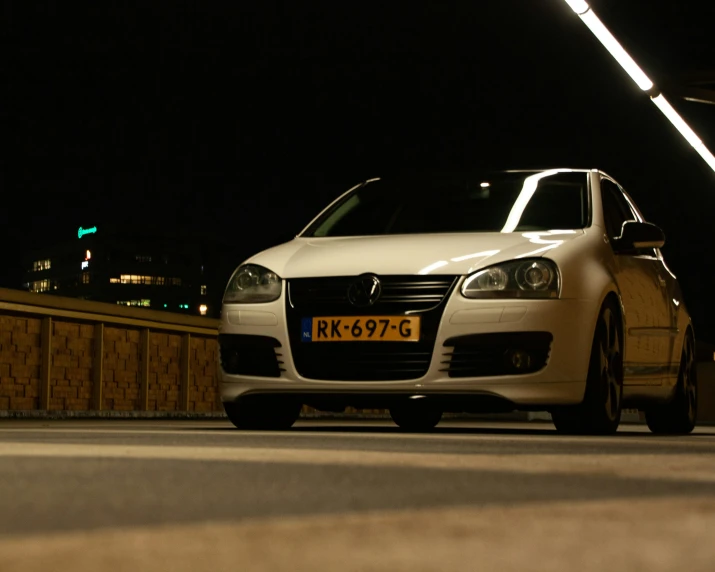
[{"x1": 507, "y1": 349, "x2": 532, "y2": 372}]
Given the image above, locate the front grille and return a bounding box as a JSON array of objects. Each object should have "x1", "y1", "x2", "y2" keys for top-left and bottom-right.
[
  {"x1": 219, "y1": 334, "x2": 284, "y2": 377},
  {"x1": 288, "y1": 275, "x2": 456, "y2": 314},
  {"x1": 287, "y1": 275, "x2": 458, "y2": 381},
  {"x1": 442, "y1": 332, "x2": 553, "y2": 378}
]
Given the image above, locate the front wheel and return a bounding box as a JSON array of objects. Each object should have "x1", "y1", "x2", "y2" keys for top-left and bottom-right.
[
  {"x1": 645, "y1": 332, "x2": 697, "y2": 435},
  {"x1": 223, "y1": 395, "x2": 302, "y2": 430},
  {"x1": 389, "y1": 400, "x2": 442, "y2": 432},
  {"x1": 552, "y1": 300, "x2": 623, "y2": 435}
]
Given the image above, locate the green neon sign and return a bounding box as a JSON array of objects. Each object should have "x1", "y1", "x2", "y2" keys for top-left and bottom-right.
[{"x1": 78, "y1": 226, "x2": 97, "y2": 239}]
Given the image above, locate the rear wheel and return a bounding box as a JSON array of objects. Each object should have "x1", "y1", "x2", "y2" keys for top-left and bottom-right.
[
  {"x1": 552, "y1": 300, "x2": 623, "y2": 435},
  {"x1": 223, "y1": 395, "x2": 301, "y2": 430},
  {"x1": 389, "y1": 399, "x2": 442, "y2": 432},
  {"x1": 645, "y1": 332, "x2": 697, "y2": 435}
]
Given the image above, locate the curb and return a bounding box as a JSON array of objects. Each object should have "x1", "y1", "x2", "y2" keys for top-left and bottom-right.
[
  {"x1": 0, "y1": 410, "x2": 528, "y2": 421},
  {"x1": 0, "y1": 410, "x2": 229, "y2": 420},
  {"x1": 1, "y1": 410, "x2": 711, "y2": 425}
]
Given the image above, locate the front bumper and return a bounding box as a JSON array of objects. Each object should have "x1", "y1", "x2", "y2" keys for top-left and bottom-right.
[{"x1": 218, "y1": 291, "x2": 598, "y2": 408}]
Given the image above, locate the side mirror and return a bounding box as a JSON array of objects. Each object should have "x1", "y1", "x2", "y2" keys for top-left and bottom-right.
[{"x1": 613, "y1": 221, "x2": 665, "y2": 252}]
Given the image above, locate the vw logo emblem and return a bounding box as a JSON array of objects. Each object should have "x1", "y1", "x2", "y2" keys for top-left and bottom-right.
[{"x1": 347, "y1": 274, "x2": 382, "y2": 307}]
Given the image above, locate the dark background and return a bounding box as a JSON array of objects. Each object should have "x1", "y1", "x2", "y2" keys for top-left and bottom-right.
[{"x1": 4, "y1": 1, "x2": 715, "y2": 335}]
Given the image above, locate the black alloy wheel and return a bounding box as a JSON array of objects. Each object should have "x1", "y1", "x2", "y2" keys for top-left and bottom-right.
[
  {"x1": 645, "y1": 332, "x2": 697, "y2": 435},
  {"x1": 552, "y1": 300, "x2": 624, "y2": 435}
]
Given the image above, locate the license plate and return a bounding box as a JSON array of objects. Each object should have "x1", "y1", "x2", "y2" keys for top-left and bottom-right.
[{"x1": 301, "y1": 316, "x2": 421, "y2": 342}]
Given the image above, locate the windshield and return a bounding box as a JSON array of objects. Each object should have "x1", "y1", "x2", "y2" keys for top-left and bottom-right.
[{"x1": 303, "y1": 170, "x2": 590, "y2": 237}]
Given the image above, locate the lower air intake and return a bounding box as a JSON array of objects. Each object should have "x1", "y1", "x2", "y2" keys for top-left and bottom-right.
[{"x1": 443, "y1": 332, "x2": 552, "y2": 378}]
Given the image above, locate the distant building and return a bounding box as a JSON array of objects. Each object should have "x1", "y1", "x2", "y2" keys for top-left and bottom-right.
[{"x1": 22, "y1": 223, "x2": 242, "y2": 318}]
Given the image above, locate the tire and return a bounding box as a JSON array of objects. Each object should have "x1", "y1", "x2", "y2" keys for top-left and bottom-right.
[
  {"x1": 389, "y1": 400, "x2": 442, "y2": 432},
  {"x1": 645, "y1": 332, "x2": 697, "y2": 435},
  {"x1": 223, "y1": 395, "x2": 301, "y2": 430},
  {"x1": 552, "y1": 300, "x2": 624, "y2": 435}
]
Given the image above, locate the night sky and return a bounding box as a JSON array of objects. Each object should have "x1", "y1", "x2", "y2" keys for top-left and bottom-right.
[{"x1": 5, "y1": 1, "x2": 715, "y2": 334}]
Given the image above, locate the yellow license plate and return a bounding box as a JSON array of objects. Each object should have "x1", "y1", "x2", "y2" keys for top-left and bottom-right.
[{"x1": 303, "y1": 316, "x2": 421, "y2": 342}]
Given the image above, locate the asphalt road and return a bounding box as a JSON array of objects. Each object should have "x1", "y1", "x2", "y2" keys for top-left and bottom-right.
[{"x1": 1, "y1": 418, "x2": 715, "y2": 572}]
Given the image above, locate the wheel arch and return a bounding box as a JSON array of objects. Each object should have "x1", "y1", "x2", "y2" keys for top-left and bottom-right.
[
  {"x1": 602, "y1": 290, "x2": 625, "y2": 352},
  {"x1": 587, "y1": 286, "x2": 625, "y2": 355}
]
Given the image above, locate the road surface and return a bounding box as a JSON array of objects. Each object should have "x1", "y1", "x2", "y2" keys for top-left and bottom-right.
[{"x1": 1, "y1": 418, "x2": 714, "y2": 571}]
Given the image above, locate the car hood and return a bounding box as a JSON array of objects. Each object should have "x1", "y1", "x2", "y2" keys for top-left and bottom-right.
[{"x1": 245, "y1": 231, "x2": 586, "y2": 278}]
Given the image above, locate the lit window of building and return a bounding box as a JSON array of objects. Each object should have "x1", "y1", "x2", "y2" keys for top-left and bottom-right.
[
  {"x1": 82, "y1": 272, "x2": 91, "y2": 284},
  {"x1": 117, "y1": 275, "x2": 178, "y2": 286},
  {"x1": 200, "y1": 285, "x2": 207, "y2": 295},
  {"x1": 110, "y1": 277, "x2": 120, "y2": 284},
  {"x1": 120, "y1": 275, "x2": 139, "y2": 284},
  {"x1": 116, "y1": 299, "x2": 151, "y2": 307},
  {"x1": 32, "y1": 259, "x2": 51, "y2": 272},
  {"x1": 30, "y1": 279, "x2": 50, "y2": 293},
  {"x1": 199, "y1": 304, "x2": 208, "y2": 316}
]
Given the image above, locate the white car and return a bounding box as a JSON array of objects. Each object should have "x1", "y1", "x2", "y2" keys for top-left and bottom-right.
[{"x1": 218, "y1": 169, "x2": 697, "y2": 435}]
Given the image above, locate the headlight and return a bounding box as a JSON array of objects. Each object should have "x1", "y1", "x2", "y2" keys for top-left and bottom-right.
[
  {"x1": 223, "y1": 264, "x2": 282, "y2": 303},
  {"x1": 461, "y1": 259, "x2": 560, "y2": 299}
]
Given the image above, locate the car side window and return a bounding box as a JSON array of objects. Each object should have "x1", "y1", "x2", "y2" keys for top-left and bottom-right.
[{"x1": 600, "y1": 178, "x2": 636, "y2": 239}]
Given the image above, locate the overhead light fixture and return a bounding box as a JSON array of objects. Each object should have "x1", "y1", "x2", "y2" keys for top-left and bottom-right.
[
  {"x1": 578, "y1": 10, "x2": 654, "y2": 91},
  {"x1": 562, "y1": 0, "x2": 715, "y2": 174},
  {"x1": 563, "y1": 0, "x2": 589, "y2": 14},
  {"x1": 564, "y1": 1, "x2": 653, "y2": 91},
  {"x1": 651, "y1": 95, "x2": 702, "y2": 148}
]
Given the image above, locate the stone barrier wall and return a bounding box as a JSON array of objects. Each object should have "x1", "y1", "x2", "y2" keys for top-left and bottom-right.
[
  {"x1": 0, "y1": 315, "x2": 42, "y2": 411},
  {"x1": 0, "y1": 288, "x2": 220, "y2": 413}
]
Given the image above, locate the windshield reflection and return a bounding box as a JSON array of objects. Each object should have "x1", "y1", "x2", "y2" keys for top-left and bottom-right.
[{"x1": 303, "y1": 170, "x2": 590, "y2": 237}]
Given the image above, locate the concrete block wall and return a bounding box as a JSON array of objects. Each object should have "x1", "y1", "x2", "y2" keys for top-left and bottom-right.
[
  {"x1": 52, "y1": 321, "x2": 95, "y2": 411},
  {"x1": 0, "y1": 316, "x2": 43, "y2": 411},
  {"x1": 0, "y1": 289, "x2": 220, "y2": 413},
  {"x1": 189, "y1": 337, "x2": 220, "y2": 412},
  {"x1": 148, "y1": 332, "x2": 182, "y2": 411},
  {"x1": 103, "y1": 327, "x2": 141, "y2": 411}
]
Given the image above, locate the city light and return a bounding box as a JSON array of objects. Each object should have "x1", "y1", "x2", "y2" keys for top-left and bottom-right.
[
  {"x1": 199, "y1": 304, "x2": 208, "y2": 316},
  {"x1": 77, "y1": 226, "x2": 97, "y2": 239},
  {"x1": 562, "y1": 0, "x2": 715, "y2": 174}
]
